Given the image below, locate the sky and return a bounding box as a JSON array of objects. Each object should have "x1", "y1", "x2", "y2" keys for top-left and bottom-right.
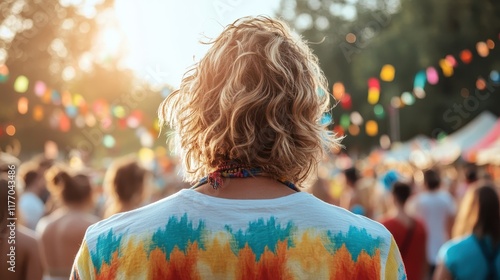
[{"x1": 113, "y1": 0, "x2": 281, "y2": 87}]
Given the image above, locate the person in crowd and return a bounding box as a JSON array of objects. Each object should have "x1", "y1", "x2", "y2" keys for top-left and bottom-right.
[
  {"x1": 36, "y1": 165, "x2": 99, "y2": 280},
  {"x1": 381, "y1": 181, "x2": 427, "y2": 280},
  {"x1": 455, "y1": 165, "x2": 479, "y2": 203},
  {"x1": 434, "y1": 184, "x2": 500, "y2": 280},
  {"x1": 410, "y1": 169, "x2": 456, "y2": 276},
  {"x1": 370, "y1": 169, "x2": 400, "y2": 220},
  {"x1": 464, "y1": 165, "x2": 479, "y2": 185},
  {"x1": 307, "y1": 176, "x2": 335, "y2": 205},
  {"x1": 150, "y1": 179, "x2": 191, "y2": 202},
  {"x1": 71, "y1": 16, "x2": 405, "y2": 279},
  {"x1": 102, "y1": 157, "x2": 150, "y2": 218},
  {"x1": 340, "y1": 167, "x2": 375, "y2": 217},
  {"x1": 0, "y1": 156, "x2": 44, "y2": 280},
  {"x1": 35, "y1": 156, "x2": 56, "y2": 203},
  {"x1": 18, "y1": 163, "x2": 46, "y2": 230},
  {"x1": 452, "y1": 178, "x2": 487, "y2": 239},
  {"x1": 453, "y1": 175, "x2": 496, "y2": 236},
  {"x1": 340, "y1": 167, "x2": 361, "y2": 212}
]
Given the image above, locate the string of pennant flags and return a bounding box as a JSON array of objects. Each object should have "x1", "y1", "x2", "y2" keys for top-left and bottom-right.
[{"x1": 1, "y1": 34, "x2": 499, "y2": 150}]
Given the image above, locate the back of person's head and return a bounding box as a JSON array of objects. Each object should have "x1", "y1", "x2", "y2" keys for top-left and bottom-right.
[
  {"x1": 45, "y1": 166, "x2": 92, "y2": 207},
  {"x1": 423, "y1": 169, "x2": 440, "y2": 191},
  {"x1": 159, "y1": 16, "x2": 340, "y2": 185},
  {"x1": 453, "y1": 182, "x2": 500, "y2": 239},
  {"x1": 18, "y1": 161, "x2": 43, "y2": 192},
  {"x1": 391, "y1": 181, "x2": 411, "y2": 206},
  {"x1": 23, "y1": 170, "x2": 41, "y2": 190},
  {"x1": 465, "y1": 166, "x2": 478, "y2": 184},
  {"x1": 473, "y1": 184, "x2": 500, "y2": 243},
  {"x1": 344, "y1": 167, "x2": 359, "y2": 186},
  {"x1": 105, "y1": 159, "x2": 148, "y2": 204}
]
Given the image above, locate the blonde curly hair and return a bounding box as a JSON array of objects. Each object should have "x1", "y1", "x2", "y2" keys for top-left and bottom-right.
[{"x1": 159, "y1": 16, "x2": 340, "y2": 186}]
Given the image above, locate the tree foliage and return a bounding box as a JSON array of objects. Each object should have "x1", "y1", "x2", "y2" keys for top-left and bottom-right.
[{"x1": 0, "y1": 0, "x2": 164, "y2": 160}]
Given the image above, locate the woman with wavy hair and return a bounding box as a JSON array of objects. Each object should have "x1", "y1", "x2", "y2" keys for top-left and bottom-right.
[
  {"x1": 434, "y1": 184, "x2": 500, "y2": 280},
  {"x1": 71, "y1": 16, "x2": 405, "y2": 279}
]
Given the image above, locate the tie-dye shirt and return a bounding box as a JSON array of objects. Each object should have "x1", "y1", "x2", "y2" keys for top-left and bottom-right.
[{"x1": 71, "y1": 189, "x2": 406, "y2": 279}]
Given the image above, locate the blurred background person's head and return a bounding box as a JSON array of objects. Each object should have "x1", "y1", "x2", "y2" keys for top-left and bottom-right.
[
  {"x1": 391, "y1": 181, "x2": 412, "y2": 209},
  {"x1": 453, "y1": 182, "x2": 500, "y2": 240},
  {"x1": 424, "y1": 169, "x2": 441, "y2": 191},
  {"x1": 45, "y1": 165, "x2": 94, "y2": 211},
  {"x1": 465, "y1": 166, "x2": 479, "y2": 185},
  {"x1": 435, "y1": 183, "x2": 500, "y2": 280},
  {"x1": 20, "y1": 162, "x2": 45, "y2": 196},
  {"x1": 344, "y1": 167, "x2": 360, "y2": 188},
  {"x1": 472, "y1": 185, "x2": 500, "y2": 243},
  {"x1": 103, "y1": 157, "x2": 150, "y2": 218}
]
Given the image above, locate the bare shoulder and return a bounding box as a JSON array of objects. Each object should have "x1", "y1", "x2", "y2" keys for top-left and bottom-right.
[
  {"x1": 17, "y1": 225, "x2": 39, "y2": 245},
  {"x1": 39, "y1": 211, "x2": 100, "y2": 241},
  {"x1": 17, "y1": 226, "x2": 42, "y2": 257},
  {"x1": 64, "y1": 212, "x2": 101, "y2": 233}
]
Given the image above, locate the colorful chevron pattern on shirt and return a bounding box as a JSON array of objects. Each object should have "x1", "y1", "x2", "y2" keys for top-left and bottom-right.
[{"x1": 72, "y1": 214, "x2": 404, "y2": 280}]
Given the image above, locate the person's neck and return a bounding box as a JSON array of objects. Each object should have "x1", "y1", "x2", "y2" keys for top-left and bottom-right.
[
  {"x1": 388, "y1": 205, "x2": 413, "y2": 226},
  {"x1": 116, "y1": 201, "x2": 135, "y2": 212},
  {"x1": 426, "y1": 186, "x2": 440, "y2": 193},
  {"x1": 194, "y1": 176, "x2": 298, "y2": 199},
  {"x1": 58, "y1": 203, "x2": 91, "y2": 213},
  {"x1": 26, "y1": 188, "x2": 42, "y2": 197}
]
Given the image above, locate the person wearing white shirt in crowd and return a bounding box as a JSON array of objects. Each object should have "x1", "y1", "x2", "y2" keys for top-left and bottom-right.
[{"x1": 410, "y1": 169, "x2": 456, "y2": 277}]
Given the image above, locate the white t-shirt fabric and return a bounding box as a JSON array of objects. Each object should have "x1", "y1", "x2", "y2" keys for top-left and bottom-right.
[
  {"x1": 71, "y1": 189, "x2": 406, "y2": 279},
  {"x1": 411, "y1": 190, "x2": 456, "y2": 265},
  {"x1": 19, "y1": 192, "x2": 45, "y2": 230}
]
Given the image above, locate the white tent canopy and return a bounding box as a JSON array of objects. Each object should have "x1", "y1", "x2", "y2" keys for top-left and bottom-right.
[
  {"x1": 445, "y1": 111, "x2": 497, "y2": 150},
  {"x1": 477, "y1": 144, "x2": 500, "y2": 165},
  {"x1": 431, "y1": 111, "x2": 498, "y2": 164}
]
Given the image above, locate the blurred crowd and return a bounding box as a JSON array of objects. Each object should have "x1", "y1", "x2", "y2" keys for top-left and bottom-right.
[
  {"x1": 0, "y1": 150, "x2": 189, "y2": 280},
  {"x1": 1, "y1": 150, "x2": 500, "y2": 280}
]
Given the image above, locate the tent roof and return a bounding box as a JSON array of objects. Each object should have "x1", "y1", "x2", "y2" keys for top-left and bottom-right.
[
  {"x1": 477, "y1": 144, "x2": 500, "y2": 165},
  {"x1": 447, "y1": 111, "x2": 498, "y2": 150},
  {"x1": 432, "y1": 111, "x2": 497, "y2": 164},
  {"x1": 463, "y1": 118, "x2": 500, "y2": 160}
]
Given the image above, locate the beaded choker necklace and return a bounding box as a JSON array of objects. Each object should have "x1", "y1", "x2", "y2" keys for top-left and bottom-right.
[{"x1": 191, "y1": 161, "x2": 300, "y2": 192}]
